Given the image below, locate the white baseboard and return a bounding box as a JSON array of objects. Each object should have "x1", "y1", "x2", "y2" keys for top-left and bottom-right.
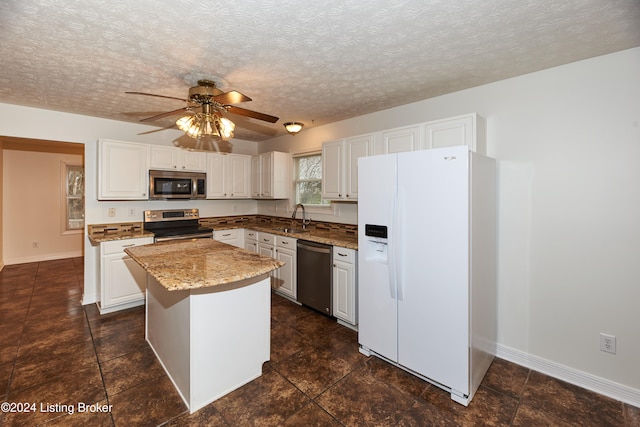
[
  {"x1": 3, "y1": 251, "x2": 83, "y2": 265},
  {"x1": 496, "y1": 343, "x2": 640, "y2": 408}
]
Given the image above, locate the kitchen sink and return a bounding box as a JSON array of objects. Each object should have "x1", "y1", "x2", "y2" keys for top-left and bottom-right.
[{"x1": 272, "y1": 227, "x2": 308, "y2": 234}]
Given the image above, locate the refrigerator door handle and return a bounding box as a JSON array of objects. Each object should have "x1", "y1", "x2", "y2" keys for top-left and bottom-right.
[
  {"x1": 395, "y1": 186, "x2": 404, "y2": 301},
  {"x1": 388, "y1": 186, "x2": 398, "y2": 299}
]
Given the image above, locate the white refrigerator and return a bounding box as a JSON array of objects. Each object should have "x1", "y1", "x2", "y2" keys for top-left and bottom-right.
[{"x1": 357, "y1": 145, "x2": 496, "y2": 406}]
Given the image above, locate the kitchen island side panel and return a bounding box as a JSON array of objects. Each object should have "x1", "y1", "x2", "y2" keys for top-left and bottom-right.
[{"x1": 146, "y1": 274, "x2": 272, "y2": 414}]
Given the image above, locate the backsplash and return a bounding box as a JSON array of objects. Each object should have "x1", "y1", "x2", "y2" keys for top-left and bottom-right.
[{"x1": 198, "y1": 215, "x2": 357, "y2": 235}]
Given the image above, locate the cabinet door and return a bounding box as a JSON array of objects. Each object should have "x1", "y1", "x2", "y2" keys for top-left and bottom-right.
[
  {"x1": 321, "y1": 140, "x2": 343, "y2": 199},
  {"x1": 424, "y1": 113, "x2": 486, "y2": 154},
  {"x1": 424, "y1": 115, "x2": 473, "y2": 150},
  {"x1": 98, "y1": 140, "x2": 149, "y2": 200},
  {"x1": 382, "y1": 125, "x2": 423, "y2": 154},
  {"x1": 227, "y1": 154, "x2": 250, "y2": 198},
  {"x1": 344, "y1": 135, "x2": 373, "y2": 200},
  {"x1": 206, "y1": 153, "x2": 226, "y2": 198},
  {"x1": 333, "y1": 260, "x2": 353, "y2": 323},
  {"x1": 181, "y1": 150, "x2": 207, "y2": 172},
  {"x1": 260, "y1": 153, "x2": 273, "y2": 197},
  {"x1": 149, "y1": 146, "x2": 179, "y2": 170},
  {"x1": 275, "y1": 247, "x2": 296, "y2": 299},
  {"x1": 251, "y1": 155, "x2": 262, "y2": 197},
  {"x1": 103, "y1": 253, "x2": 147, "y2": 308}
]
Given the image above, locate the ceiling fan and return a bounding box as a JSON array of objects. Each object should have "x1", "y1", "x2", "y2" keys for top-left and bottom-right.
[{"x1": 126, "y1": 79, "x2": 279, "y2": 148}]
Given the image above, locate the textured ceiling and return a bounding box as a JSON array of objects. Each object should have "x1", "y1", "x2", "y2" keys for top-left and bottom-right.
[{"x1": 0, "y1": 0, "x2": 639, "y2": 141}]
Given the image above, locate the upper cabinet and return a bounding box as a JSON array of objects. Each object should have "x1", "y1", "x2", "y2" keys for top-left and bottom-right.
[
  {"x1": 149, "y1": 145, "x2": 206, "y2": 172},
  {"x1": 424, "y1": 113, "x2": 486, "y2": 154},
  {"x1": 98, "y1": 139, "x2": 149, "y2": 200},
  {"x1": 206, "y1": 153, "x2": 251, "y2": 199},
  {"x1": 252, "y1": 151, "x2": 290, "y2": 199},
  {"x1": 322, "y1": 135, "x2": 373, "y2": 201},
  {"x1": 381, "y1": 124, "x2": 423, "y2": 154}
]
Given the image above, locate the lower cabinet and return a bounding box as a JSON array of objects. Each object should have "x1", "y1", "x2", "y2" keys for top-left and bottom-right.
[
  {"x1": 274, "y1": 235, "x2": 297, "y2": 300},
  {"x1": 333, "y1": 247, "x2": 358, "y2": 327},
  {"x1": 214, "y1": 228, "x2": 244, "y2": 248},
  {"x1": 245, "y1": 229, "x2": 258, "y2": 252},
  {"x1": 98, "y1": 237, "x2": 154, "y2": 314}
]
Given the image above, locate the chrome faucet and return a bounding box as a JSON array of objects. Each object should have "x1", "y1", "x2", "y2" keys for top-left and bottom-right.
[{"x1": 291, "y1": 203, "x2": 311, "y2": 229}]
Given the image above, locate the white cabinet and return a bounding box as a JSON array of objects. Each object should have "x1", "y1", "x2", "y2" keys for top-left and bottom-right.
[
  {"x1": 149, "y1": 146, "x2": 206, "y2": 172},
  {"x1": 424, "y1": 113, "x2": 486, "y2": 154},
  {"x1": 214, "y1": 228, "x2": 244, "y2": 248},
  {"x1": 322, "y1": 134, "x2": 373, "y2": 200},
  {"x1": 381, "y1": 124, "x2": 423, "y2": 154},
  {"x1": 274, "y1": 235, "x2": 297, "y2": 299},
  {"x1": 332, "y1": 247, "x2": 358, "y2": 326},
  {"x1": 245, "y1": 229, "x2": 258, "y2": 253},
  {"x1": 206, "y1": 153, "x2": 251, "y2": 199},
  {"x1": 251, "y1": 152, "x2": 290, "y2": 199},
  {"x1": 98, "y1": 139, "x2": 149, "y2": 200},
  {"x1": 98, "y1": 237, "x2": 154, "y2": 314}
]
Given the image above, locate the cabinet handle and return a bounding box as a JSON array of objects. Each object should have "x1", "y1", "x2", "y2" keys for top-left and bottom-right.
[
  {"x1": 222, "y1": 233, "x2": 231, "y2": 237},
  {"x1": 281, "y1": 241, "x2": 289, "y2": 245},
  {"x1": 338, "y1": 252, "x2": 348, "y2": 257},
  {"x1": 122, "y1": 243, "x2": 135, "y2": 248}
]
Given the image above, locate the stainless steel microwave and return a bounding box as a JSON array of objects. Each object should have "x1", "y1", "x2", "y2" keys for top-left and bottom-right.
[{"x1": 149, "y1": 170, "x2": 206, "y2": 200}]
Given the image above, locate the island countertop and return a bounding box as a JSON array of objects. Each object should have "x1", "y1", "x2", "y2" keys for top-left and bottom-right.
[{"x1": 125, "y1": 239, "x2": 284, "y2": 291}]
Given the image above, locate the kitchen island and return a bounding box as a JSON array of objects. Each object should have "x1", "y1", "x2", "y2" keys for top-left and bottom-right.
[{"x1": 125, "y1": 239, "x2": 284, "y2": 414}]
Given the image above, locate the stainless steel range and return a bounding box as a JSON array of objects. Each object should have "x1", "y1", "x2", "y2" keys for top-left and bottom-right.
[{"x1": 143, "y1": 209, "x2": 213, "y2": 242}]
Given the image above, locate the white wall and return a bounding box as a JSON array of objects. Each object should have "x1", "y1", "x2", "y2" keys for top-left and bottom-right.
[
  {"x1": 262, "y1": 48, "x2": 640, "y2": 401},
  {"x1": 3, "y1": 150, "x2": 83, "y2": 263}
]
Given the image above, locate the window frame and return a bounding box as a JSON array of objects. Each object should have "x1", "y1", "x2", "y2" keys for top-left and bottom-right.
[
  {"x1": 291, "y1": 150, "x2": 334, "y2": 216},
  {"x1": 61, "y1": 162, "x2": 84, "y2": 234}
]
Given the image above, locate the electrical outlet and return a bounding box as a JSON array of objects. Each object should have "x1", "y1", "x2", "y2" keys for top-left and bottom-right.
[
  {"x1": 108, "y1": 208, "x2": 116, "y2": 217},
  {"x1": 32, "y1": 241, "x2": 39, "y2": 248},
  {"x1": 128, "y1": 208, "x2": 136, "y2": 217},
  {"x1": 600, "y1": 333, "x2": 616, "y2": 354}
]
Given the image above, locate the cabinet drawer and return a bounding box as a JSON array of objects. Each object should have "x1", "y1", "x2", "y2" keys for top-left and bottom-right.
[
  {"x1": 258, "y1": 233, "x2": 275, "y2": 245},
  {"x1": 215, "y1": 229, "x2": 240, "y2": 240},
  {"x1": 276, "y1": 235, "x2": 297, "y2": 249},
  {"x1": 333, "y1": 247, "x2": 355, "y2": 263},
  {"x1": 102, "y1": 237, "x2": 153, "y2": 255}
]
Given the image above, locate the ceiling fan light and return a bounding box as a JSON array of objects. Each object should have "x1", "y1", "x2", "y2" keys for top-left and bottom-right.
[
  {"x1": 218, "y1": 117, "x2": 235, "y2": 140},
  {"x1": 284, "y1": 122, "x2": 304, "y2": 135},
  {"x1": 176, "y1": 115, "x2": 195, "y2": 132}
]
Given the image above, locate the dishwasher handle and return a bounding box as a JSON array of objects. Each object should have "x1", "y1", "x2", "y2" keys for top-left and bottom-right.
[{"x1": 297, "y1": 241, "x2": 332, "y2": 254}]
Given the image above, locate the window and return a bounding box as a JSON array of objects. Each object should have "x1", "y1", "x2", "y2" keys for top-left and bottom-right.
[
  {"x1": 294, "y1": 153, "x2": 329, "y2": 206},
  {"x1": 65, "y1": 164, "x2": 84, "y2": 230}
]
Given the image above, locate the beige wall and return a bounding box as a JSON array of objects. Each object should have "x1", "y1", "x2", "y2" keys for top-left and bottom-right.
[
  {"x1": 3, "y1": 149, "x2": 83, "y2": 264},
  {"x1": 0, "y1": 142, "x2": 3, "y2": 270}
]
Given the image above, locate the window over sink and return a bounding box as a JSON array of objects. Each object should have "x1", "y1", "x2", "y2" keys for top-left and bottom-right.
[{"x1": 293, "y1": 152, "x2": 330, "y2": 207}]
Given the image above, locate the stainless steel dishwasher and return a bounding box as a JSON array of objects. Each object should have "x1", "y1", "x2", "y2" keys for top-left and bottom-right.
[{"x1": 297, "y1": 240, "x2": 333, "y2": 316}]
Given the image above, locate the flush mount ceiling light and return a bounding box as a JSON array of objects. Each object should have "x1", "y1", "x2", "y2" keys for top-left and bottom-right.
[{"x1": 284, "y1": 122, "x2": 304, "y2": 135}]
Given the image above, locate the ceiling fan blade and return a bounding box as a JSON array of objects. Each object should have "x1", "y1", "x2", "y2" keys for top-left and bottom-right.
[
  {"x1": 227, "y1": 106, "x2": 279, "y2": 123},
  {"x1": 125, "y1": 91, "x2": 188, "y2": 102},
  {"x1": 140, "y1": 107, "x2": 189, "y2": 122},
  {"x1": 213, "y1": 90, "x2": 252, "y2": 105}
]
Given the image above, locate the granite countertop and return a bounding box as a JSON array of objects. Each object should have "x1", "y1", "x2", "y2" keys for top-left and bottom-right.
[
  {"x1": 88, "y1": 221, "x2": 358, "y2": 249},
  {"x1": 124, "y1": 239, "x2": 284, "y2": 291},
  {"x1": 87, "y1": 222, "x2": 154, "y2": 244}
]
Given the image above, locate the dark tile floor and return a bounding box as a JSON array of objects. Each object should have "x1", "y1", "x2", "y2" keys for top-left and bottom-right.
[{"x1": 1, "y1": 258, "x2": 639, "y2": 426}]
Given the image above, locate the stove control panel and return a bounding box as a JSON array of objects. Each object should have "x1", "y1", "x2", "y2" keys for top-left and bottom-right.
[{"x1": 144, "y1": 209, "x2": 200, "y2": 223}]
